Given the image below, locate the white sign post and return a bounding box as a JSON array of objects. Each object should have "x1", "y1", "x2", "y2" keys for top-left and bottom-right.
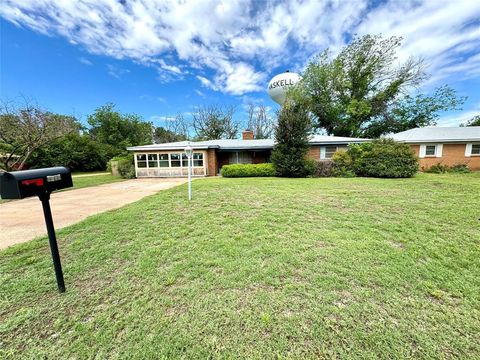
[{"x1": 184, "y1": 143, "x2": 193, "y2": 200}]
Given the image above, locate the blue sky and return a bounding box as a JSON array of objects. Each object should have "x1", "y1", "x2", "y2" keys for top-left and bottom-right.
[{"x1": 1, "y1": 0, "x2": 479, "y2": 130}]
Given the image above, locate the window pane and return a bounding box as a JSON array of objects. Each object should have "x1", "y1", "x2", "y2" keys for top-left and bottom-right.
[
  {"x1": 425, "y1": 145, "x2": 436, "y2": 156},
  {"x1": 137, "y1": 154, "x2": 147, "y2": 167},
  {"x1": 170, "y1": 153, "x2": 181, "y2": 167},
  {"x1": 325, "y1": 146, "x2": 337, "y2": 159},
  {"x1": 472, "y1": 144, "x2": 480, "y2": 155},
  {"x1": 193, "y1": 153, "x2": 203, "y2": 166},
  {"x1": 159, "y1": 160, "x2": 169, "y2": 167},
  {"x1": 147, "y1": 154, "x2": 158, "y2": 167},
  {"x1": 182, "y1": 153, "x2": 189, "y2": 167},
  {"x1": 159, "y1": 154, "x2": 169, "y2": 161}
]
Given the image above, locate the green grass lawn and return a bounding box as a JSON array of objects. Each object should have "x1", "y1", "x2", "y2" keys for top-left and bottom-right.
[
  {"x1": 69, "y1": 173, "x2": 125, "y2": 190},
  {"x1": 1, "y1": 173, "x2": 479, "y2": 358}
]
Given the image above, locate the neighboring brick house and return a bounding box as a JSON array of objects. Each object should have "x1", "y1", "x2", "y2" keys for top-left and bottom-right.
[
  {"x1": 390, "y1": 127, "x2": 480, "y2": 170},
  {"x1": 127, "y1": 130, "x2": 368, "y2": 177}
]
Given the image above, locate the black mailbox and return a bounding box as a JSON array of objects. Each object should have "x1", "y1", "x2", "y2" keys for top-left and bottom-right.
[
  {"x1": 0, "y1": 166, "x2": 72, "y2": 199},
  {"x1": 0, "y1": 166, "x2": 74, "y2": 293}
]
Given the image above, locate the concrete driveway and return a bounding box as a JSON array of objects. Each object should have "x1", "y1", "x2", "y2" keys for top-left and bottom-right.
[{"x1": 0, "y1": 178, "x2": 188, "y2": 249}]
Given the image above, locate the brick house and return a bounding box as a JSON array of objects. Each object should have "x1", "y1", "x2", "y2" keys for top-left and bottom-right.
[
  {"x1": 390, "y1": 127, "x2": 480, "y2": 170},
  {"x1": 127, "y1": 130, "x2": 369, "y2": 177}
]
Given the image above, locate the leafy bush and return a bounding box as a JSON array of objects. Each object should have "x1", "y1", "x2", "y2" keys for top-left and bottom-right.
[
  {"x1": 221, "y1": 163, "x2": 276, "y2": 178},
  {"x1": 334, "y1": 139, "x2": 418, "y2": 178},
  {"x1": 353, "y1": 139, "x2": 418, "y2": 178},
  {"x1": 331, "y1": 150, "x2": 356, "y2": 177},
  {"x1": 313, "y1": 160, "x2": 334, "y2": 177},
  {"x1": 449, "y1": 164, "x2": 470, "y2": 173},
  {"x1": 424, "y1": 163, "x2": 470, "y2": 174},
  {"x1": 424, "y1": 163, "x2": 450, "y2": 174},
  {"x1": 311, "y1": 158, "x2": 356, "y2": 178},
  {"x1": 304, "y1": 159, "x2": 317, "y2": 177},
  {"x1": 109, "y1": 155, "x2": 135, "y2": 179},
  {"x1": 28, "y1": 133, "x2": 117, "y2": 171}
]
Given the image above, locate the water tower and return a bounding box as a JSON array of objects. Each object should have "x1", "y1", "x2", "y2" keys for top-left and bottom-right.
[{"x1": 267, "y1": 70, "x2": 301, "y2": 105}]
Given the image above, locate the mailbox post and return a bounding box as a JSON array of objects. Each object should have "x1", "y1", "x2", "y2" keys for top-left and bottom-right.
[
  {"x1": 0, "y1": 167, "x2": 73, "y2": 293},
  {"x1": 39, "y1": 190, "x2": 65, "y2": 292}
]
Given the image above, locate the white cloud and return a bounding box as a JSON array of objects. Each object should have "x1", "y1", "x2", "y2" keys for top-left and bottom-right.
[
  {"x1": 79, "y1": 57, "x2": 92, "y2": 65},
  {"x1": 106, "y1": 64, "x2": 130, "y2": 79},
  {"x1": 356, "y1": 0, "x2": 480, "y2": 84},
  {"x1": 1, "y1": 0, "x2": 479, "y2": 95},
  {"x1": 149, "y1": 115, "x2": 176, "y2": 123},
  {"x1": 438, "y1": 104, "x2": 480, "y2": 126},
  {"x1": 196, "y1": 75, "x2": 217, "y2": 91}
]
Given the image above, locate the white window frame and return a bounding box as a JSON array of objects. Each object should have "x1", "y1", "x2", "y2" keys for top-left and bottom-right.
[
  {"x1": 419, "y1": 144, "x2": 443, "y2": 158},
  {"x1": 147, "y1": 153, "x2": 159, "y2": 168},
  {"x1": 158, "y1": 153, "x2": 169, "y2": 168},
  {"x1": 170, "y1": 153, "x2": 182, "y2": 168},
  {"x1": 320, "y1": 145, "x2": 347, "y2": 160},
  {"x1": 136, "y1": 153, "x2": 148, "y2": 168},
  {"x1": 466, "y1": 143, "x2": 480, "y2": 157}
]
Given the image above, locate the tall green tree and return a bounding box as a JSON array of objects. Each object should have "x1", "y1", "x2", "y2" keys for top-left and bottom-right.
[
  {"x1": 192, "y1": 105, "x2": 238, "y2": 140},
  {"x1": 461, "y1": 115, "x2": 480, "y2": 127},
  {"x1": 363, "y1": 85, "x2": 466, "y2": 137},
  {"x1": 294, "y1": 35, "x2": 428, "y2": 137},
  {"x1": 153, "y1": 126, "x2": 187, "y2": 143},
  {"x1": 87, "y1": 103, "x2": 152, "y2": 153},
  {"x1": 271, "y1": 103, "x2": 312, "y2": 177},
  {"x1": 27, "y1": 133, "x2": 117, "y2": 171},
  {"x1": 0, "y1": 101, "x2": 79, "y2": 170}
]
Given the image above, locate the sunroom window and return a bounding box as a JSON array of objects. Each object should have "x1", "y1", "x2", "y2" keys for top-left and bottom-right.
[
  {"x1": 170, "y1": 153, "x2": 181, "y2": 167},
  {"x1": 193, "y1": 153, "x2": 203, "y2": 166},
  {"x1": 159, "y1": 154, "x2": 169, "y2": 167},
  {"x1": 147, "y1": 154, "x2": 158, "y2": 168},
  {"x1": 136, "y1": 154, "x2": 147, "y2": 168},
  {"x1": 182, "y1": 153, "x2": 189, "y2": 167}
]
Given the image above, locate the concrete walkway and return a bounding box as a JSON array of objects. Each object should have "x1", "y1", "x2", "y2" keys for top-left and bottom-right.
[{"x1": 0, "y1": 178, "x2": 188, "y2": 249}]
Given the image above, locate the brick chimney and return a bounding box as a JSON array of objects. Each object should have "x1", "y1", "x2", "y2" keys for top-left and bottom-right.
[{"x1": 242, "y1": 129, "x2": 254, "y2": 140}]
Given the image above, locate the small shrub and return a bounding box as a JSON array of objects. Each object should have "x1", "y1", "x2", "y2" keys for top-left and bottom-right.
[
  {"x1": 221, "y1": 163, "x2": 276, "y2": 178},
  {"x1": 304, "y1": 159, "x2": 317, "y2": 177},
  {"x1": 353, "y1": 139, "x2": 419, "y2": 178},
  {"x1": 332, "y1": 149, "x2": 352, "y2": 168},
  {"x1": 332, "y1": 167, "x2": 356, "y2": 178},
  {"x1": 449, "y1": 164, "x2": 470, "y2": 173},
  {"x1": 312, "y1": 159, "x2": 356, "y2": 178},
  {"x1": 424, "y1": 163, "x2": 450, "y2": 174},
  {"x1": 109, "y1": 155, "x2": 135, "y2": 179},
  {"x1": 313, "y1": 160, "x2": 334, "y2": 177},
  {"x1": 424, "y1": 163, "x2": 470, "y2": 174},
  {"x1": 331, "y1": 150, "x2": 356, "y2": 177}
]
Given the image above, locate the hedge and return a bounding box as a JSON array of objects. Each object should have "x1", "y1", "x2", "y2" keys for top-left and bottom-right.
[
  {"x1": 221, "y1": 163, "x2": 276, "y2": 178},
  {"x1": 349, "y1": 139, "x2": 419, "y2": 178}
]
